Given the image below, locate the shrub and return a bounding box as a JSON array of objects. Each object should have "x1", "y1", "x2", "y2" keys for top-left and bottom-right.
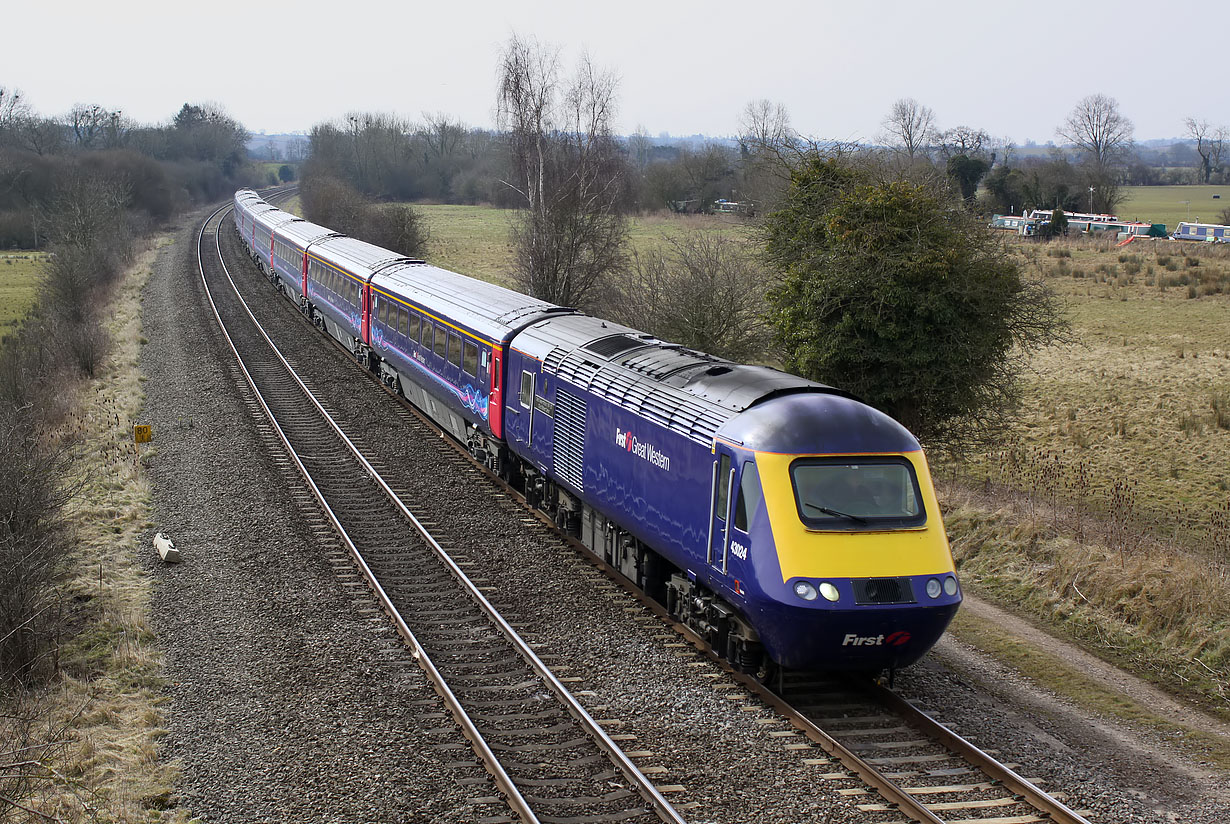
[
  {"x1": 365, "y1": 203, "x2": 431, "y2": 258},
  {"x1": 0, "y1": 402, "x2": 77, "y2": 685}
]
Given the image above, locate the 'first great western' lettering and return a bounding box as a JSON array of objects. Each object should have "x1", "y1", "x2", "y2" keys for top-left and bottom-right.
[{"x1": 615, "y1": 428, "x2": 671, "y2": 472}]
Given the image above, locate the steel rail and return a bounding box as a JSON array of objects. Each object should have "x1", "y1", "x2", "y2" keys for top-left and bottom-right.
[
  {"x1": 195, "y1": 204, "x2": 537, "y2": 822},
  {"x1": 198, "y1": 204, "x2": 687, "y2": 824},
  {"x1": 867, "y1": 680, "x2": 1093, "y2": 824}
]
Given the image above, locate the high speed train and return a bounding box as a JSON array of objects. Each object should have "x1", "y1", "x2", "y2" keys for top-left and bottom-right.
[{"x1": 232, "y1": 188, "x2": 961, "y2": 675}]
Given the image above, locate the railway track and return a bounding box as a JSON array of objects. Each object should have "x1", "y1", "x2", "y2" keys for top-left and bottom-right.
[
  {"x1": 196, "y1": 203, "x2": 687, "y2": 824},
  {"x1": 207, "y1": 194, "x2": 1098, "y2": 824}
]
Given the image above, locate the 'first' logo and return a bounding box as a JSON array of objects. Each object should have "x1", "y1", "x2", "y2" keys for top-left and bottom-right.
[{"x1": 615, "y1": 428, "x2": 629, "y2": 449}]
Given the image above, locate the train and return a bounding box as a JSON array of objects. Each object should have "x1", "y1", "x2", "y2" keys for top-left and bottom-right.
[{"x1": 231, "y1": 188, "x2": 962, "y2": 676}]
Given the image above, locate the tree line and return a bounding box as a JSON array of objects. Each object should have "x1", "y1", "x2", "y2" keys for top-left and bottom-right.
[
  {"x1": 881, "y1": 94, "x2": 1228, "y2": 216},
  {"x1": 301, "y1": 86, "x2": 1226, "y2": 233},
  {"x1": 297, "y1": 36, "x2": 1070, "y2": 455},
  {"x1": 0, "y1": 90, "x2": 253, "y2": 247}
]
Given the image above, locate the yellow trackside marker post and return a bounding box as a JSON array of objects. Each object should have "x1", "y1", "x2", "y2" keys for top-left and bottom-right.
[{"x1": 133, "y1": 424, "x2": 152, "y2": 469}]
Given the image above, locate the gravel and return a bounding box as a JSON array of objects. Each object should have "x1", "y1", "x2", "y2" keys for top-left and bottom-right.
[{"x1": 138, "y1": 207, "x2": 1230, "y2": 824}]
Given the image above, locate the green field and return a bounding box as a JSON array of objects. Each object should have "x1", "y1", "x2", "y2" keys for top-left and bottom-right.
[
  {"x1": 0, "y1": 252, "x2": 47, "y2": 340},
  {"x1": 1117, "y1": 184, "x2": 1230, "y2": 229},
  {"x1": 415, "y1": 204, "x2": 751, "y2": 286}
]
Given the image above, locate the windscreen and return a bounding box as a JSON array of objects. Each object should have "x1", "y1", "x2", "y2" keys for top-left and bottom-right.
[{"x1": 790, "y1": 458, "x2": 925, "y2": 528}]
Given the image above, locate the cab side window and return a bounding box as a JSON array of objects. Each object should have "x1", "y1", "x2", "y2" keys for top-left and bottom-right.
[
  {"x1": 520, "y1": 371, "x2": 533, "y2": 407},
  {"x1": 716, "y1": 454, "x2": 732, "y2": 522},
  {"x1": 734, "y1": 462, "x2": 762, "y2": 531}
]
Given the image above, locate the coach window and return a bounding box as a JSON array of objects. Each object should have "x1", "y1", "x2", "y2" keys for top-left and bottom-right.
[
  {"x1": 420, "y1": 318, "x2": 431, "y2": 347},
  {"x1": 433, "y1": 325, "x2": 448, "y2": 359},
  {"x1": 406, "y1": 312, "x2": 418, "y2": 342},
  {"x1": 462, "y1": 341, "x2": 478, "y2": 377},
  {"x1": 520, "y1": 371, "x2": 533, "y2": 407},
  {"x1": 379, "y1": 297, "x2": 389, "y2": 327},
  {"x1": 448, "y1": 333, "x2": 462, "y2": 368}
]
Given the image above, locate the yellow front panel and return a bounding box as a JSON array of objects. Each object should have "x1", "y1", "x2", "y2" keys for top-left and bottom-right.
[{"x1": 756, "y1": 450, "x2": 955, "y2": 581}]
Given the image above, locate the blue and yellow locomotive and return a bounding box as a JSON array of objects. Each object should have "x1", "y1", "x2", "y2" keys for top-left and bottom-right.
[{"x1": 233, "y1": 189, "x2": 961, "y2": 675}]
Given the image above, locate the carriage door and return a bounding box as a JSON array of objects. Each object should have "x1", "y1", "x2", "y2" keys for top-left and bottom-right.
[{"x1": 707, "y1": 446, "x2": 737, "y2": 575}]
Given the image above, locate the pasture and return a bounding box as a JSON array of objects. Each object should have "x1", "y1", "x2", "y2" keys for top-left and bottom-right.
[
  {"x1": 959, "y1": 237, "x2": 1230, "y2": 536},
  {"x1": 0, "y1": 252, "x2": 47, "y2": 339},
  {"x1": 1117, "y1": 184, "x2": 1230, "y2": 228}
]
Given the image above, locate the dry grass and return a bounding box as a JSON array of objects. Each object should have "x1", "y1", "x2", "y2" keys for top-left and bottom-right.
[
  {"x1": 4, "y1": 243, "x2": 191, "y2": 822},
  {"x1": 940, "y1": 483, "x2": 1230, "y2": 715}
]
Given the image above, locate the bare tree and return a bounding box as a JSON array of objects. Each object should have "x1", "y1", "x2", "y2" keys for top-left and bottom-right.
[
  {"x1": 1058, "y1": 94, "x2": 1134, "y2": 169},
  {"x1": 67, "y1": 103, "x2": 114, "y2": 149},
  {"x1": 497, "y1": 35, "x2": 628, "y2": 309},
  {"x1": 0, "y1": 86, "x2": 32, "y2": 147},
  {"x1": 627, "y1": 125, "x2": 653, "y2": 173},
  {"x1": 737, "y1": 99, "x2": 800, "y2": 210},
  {"x1": 418, "y1": 112, "x2": 469, "y2": 196},
  {"x1": 1212, "y1": 127, "x2": 1228, "y2": 182},
  {"x1": 937, "y1": 126, "x2": 990, "y2": 160},
  {"x1": 616, "y1": 231, "x2": 770, "y2": 361},
  {"x1": 739, "y1": 99, "x2": 796, "y2": 159},
  {"x1": 16, "y1": 117, "x2": 66, "y2": 156},
  {"x1": 882, "y1": 98, "x2": 936, "y2": 160},
  {"x1": 1185, "y1": 118, "x2": 1227, "y2": 184}
]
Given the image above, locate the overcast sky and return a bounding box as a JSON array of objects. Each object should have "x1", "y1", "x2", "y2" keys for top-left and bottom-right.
[{"x1": 3, "y1": 0, "x2": 1222, "y2": 145}]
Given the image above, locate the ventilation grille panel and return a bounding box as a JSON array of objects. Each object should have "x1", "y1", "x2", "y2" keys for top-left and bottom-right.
[{"x1": 553, "y1": 389, "x2": 586, "y2": 492}]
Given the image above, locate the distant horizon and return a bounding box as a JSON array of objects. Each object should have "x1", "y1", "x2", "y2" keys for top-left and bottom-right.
[
  {"x1": 4, "y1": 1, "x2": 1221, "y2": 160},
  {"x1": 242, "y1": 128, "x2": 1205, "y2": 151}
]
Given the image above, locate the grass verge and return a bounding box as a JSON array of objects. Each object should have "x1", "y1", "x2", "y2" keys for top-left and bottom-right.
[
  {"x1": 7, "y1": 237, "x2": 191, "y2": 822},
  {"x1": 947, "y1": 607, "x2": 1230, "y2": 773},
  {"x1": 941, "y1": 483, "x2": 1230, "y2": 719}
]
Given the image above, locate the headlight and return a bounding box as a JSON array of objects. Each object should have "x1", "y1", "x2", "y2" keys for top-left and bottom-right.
[
  {"x1": 925, "y1": 578, "x2": 942, "y2": 599},
  {"x1": 944, "y1": 576, "x2": 959, "y2": 596},
  {"x1": 818, "y1": 582, "x2": 840, "y2": 602},
  {"x1": 793, "y1": 581, "x2": 818, "y2": 601}
]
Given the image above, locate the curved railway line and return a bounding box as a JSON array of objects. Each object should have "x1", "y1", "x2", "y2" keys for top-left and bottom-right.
[
  {"x1": 198, "y1": 193, "x2": 1098, "y2": 824},
  {"x1": 197, "y1": 202, "x2": 686, "y2": 824}
]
